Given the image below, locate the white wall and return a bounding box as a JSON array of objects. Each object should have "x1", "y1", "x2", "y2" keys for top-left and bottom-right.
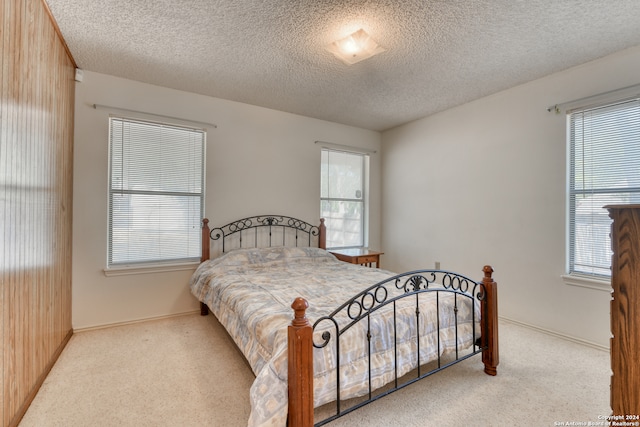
[
  {"x1": 72, "y1": 71, "x2": 381, "y2": 329},
  {"x1": 381, "y1": 45, "x2": 640, "y2": 349}
]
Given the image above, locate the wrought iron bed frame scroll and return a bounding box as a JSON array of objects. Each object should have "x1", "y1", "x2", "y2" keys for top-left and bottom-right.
[
  {"x1": 198, "y1": 216, "x2": 498, "y2": 427},
  {"x1": 289, "y1": 266, "x2": 498, "y2": 427},
  {"x1": 200, "y1": 215, "x2": 326, "y2": 262}
]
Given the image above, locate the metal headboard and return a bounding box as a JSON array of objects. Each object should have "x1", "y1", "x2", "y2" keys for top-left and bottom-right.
[{"x1": 201, "y1": 215, "x2": 326, "y2": 261}]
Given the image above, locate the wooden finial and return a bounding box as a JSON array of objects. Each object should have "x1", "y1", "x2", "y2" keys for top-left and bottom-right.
[
  {"x1": 483, "y1": 265, "x2": 494, "y2": 281},
  {"x1": 291, "y1": 297, "x2": 310, "y2": 327}
]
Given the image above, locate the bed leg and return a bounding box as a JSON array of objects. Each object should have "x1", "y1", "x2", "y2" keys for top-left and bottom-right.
[
  {"x1": 288, "y1": 297, "x2": 314, "y2": 427},
  {"x1": 200, "y1": 302, "x2": 209, "y2": 316},
  {"x1": 481, "y1": 265, "x2": 499, "y2": 376}
]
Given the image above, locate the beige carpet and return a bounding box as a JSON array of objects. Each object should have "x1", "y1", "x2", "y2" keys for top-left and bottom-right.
[{"x1": 20, "y1": 314, "x2": 610, "y2": 427}]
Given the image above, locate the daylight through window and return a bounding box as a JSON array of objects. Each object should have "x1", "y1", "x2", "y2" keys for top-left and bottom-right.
[
  {"x1": 320, "y1": 149, "x2": 367, "y2": 248},
  {"x1": 108, "y1": 117, "x2": 205, "y2": 267},
  {"x1": 568, "y1": 98, "x2": 640, "y2": 278}
]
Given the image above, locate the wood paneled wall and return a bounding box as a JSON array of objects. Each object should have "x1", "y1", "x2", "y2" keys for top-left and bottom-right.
[{"x1": 1, "y1": 1, "x2": 75, "y2": 426}]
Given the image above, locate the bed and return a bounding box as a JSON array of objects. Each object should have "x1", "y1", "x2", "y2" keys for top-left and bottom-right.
[{"x1": 190, "y1": 215, "x2": 498, "y2": 427}]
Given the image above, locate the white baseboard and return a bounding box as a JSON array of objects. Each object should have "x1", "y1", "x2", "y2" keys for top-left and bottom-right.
[
  {"x1": 499, "y1": 316, "x2": 609, "y2": 352},
  {"x1": 73, "y1": 309, "x2": 201, "y2": 333}
]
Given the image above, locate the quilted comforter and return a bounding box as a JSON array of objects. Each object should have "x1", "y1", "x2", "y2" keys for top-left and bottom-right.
[{"x1": 189, "y1": 246, "x2": 480, "y2": 426}]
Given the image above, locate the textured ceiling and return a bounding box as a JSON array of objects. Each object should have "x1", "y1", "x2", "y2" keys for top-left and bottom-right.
[{"x1": 45, "y1": 0, "x2": 640, "y2": 131}]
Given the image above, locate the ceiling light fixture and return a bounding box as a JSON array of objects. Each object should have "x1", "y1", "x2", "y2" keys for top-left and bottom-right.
[{"x1": 327, "y1": 29, "x2": 385, "y2": 65}]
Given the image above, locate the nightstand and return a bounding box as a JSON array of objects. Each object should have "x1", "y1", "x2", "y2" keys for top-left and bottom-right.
[{"x1": 329, "y1": 248, "x2": 384, "y2": 268}]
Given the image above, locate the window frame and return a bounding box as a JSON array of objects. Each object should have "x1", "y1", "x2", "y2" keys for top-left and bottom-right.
[
  {"x1": 320, "y1": 148, "x2": 369, "y2": 250},
  {"x1": 106, "y1": 116, "x2": 206, "y2": 272},
  {"x1": 565, "y1": 97, "x2": 640, "y2": 290}
]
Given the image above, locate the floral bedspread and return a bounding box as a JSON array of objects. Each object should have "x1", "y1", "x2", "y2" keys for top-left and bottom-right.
[{"x1": 189, "y1": 246, "x2": 480, "y2": 426}]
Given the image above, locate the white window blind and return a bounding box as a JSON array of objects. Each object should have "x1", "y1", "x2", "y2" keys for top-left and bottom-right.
[
  {"x1": 108, "y1": 117, "x2": 205, "y2": 267},
  {"x1": 320, "y1": 149, "x2": 367, "y2": 248},
  {"x1": 568, "y1": 98, "x2": 640, "y2": 278}
]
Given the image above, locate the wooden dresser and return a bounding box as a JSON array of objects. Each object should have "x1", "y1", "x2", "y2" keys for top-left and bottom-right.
[{"x1": 606, "y1": 204, "x2": 640, "y2": 416}]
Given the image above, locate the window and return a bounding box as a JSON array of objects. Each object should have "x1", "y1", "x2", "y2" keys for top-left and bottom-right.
[
  {"x1": 320, "y1": 149, "x2": 368, "y2": 248},
  {"x1": 568, "y1": 98, "x2": 640, "y2": 278},
  {"x1": 108, "y1": 117, "x2": 205, "y2": 267}
]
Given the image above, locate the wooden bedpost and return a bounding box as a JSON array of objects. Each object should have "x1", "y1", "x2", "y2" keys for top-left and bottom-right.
[
  {"x1": 201, "y1": 218, "x2": 210, "y2": 262},
  {"x1": 199, "y1": 218, "x2": 211, "y2": 316},
  {"x1": 288, "y1": 297, "x2": 314, "y2": 427},
  {"x1": 318, "y1": 218, "x2": 326, "y2": 250},
  {"x1": 481, "y1": 265, "x2": 499, "y2": 376}
]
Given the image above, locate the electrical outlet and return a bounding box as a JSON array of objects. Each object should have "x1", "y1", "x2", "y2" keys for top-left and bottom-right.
[{"x1": 435, "y1": 261, "x2": 440, "y2": 269}]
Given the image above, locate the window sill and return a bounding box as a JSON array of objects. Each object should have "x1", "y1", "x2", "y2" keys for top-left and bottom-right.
[
  {"x1": 104, "y1": 261, "x2": 200, "y2": 277},
  {"x1": 561, "y1": 274, "x2": 611, "y2": 292}
]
